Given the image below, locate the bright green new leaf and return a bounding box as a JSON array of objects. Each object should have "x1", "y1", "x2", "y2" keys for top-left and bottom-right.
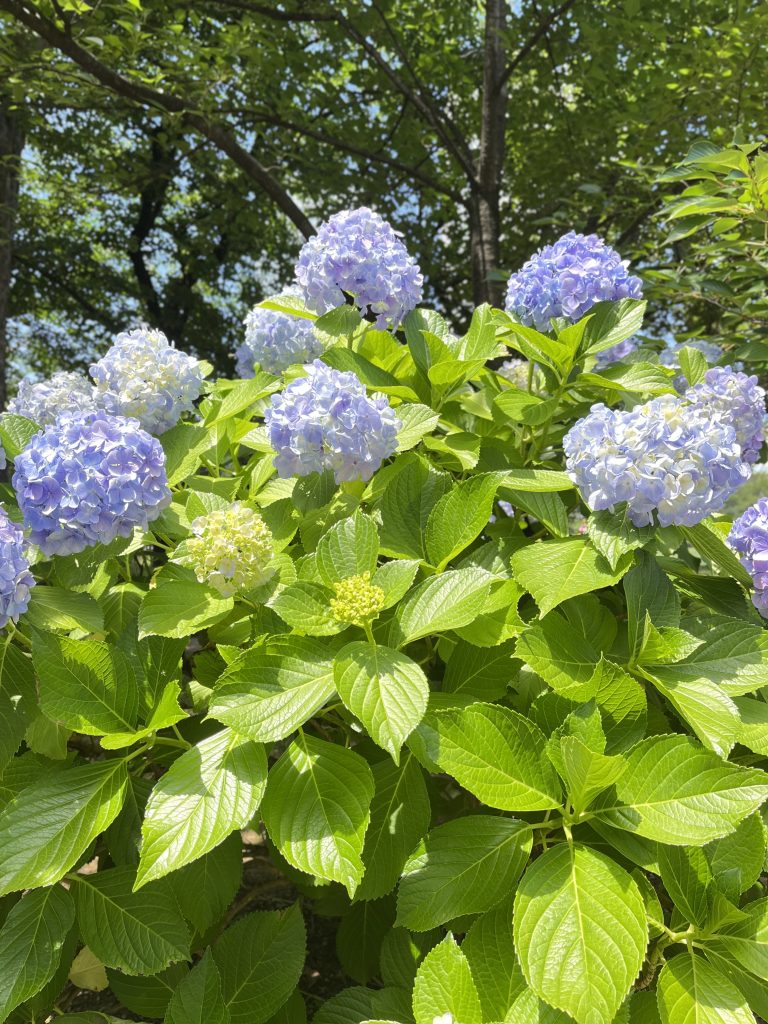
[
  {"x1": 587, "y1": 509, "x2": 654, "y2": 572},
  {"x1": 396, "y1": 568, "x2": 492, "y2": 643},
  {"x1": 657, "y1": 846, "x2": 713, "y2": 928},
  {"x1": 316, "y1": 512, "x2": 379, "y2": 585},
  {"x1": 426, "y1": 474, "x2": 501, "y2": 569},
  {"x1": 26, "y1": 586, "x2": 104, "y2": 634},
  {"x1": 412, "y1": 934, "x2": 482, "y2": 1024},
  {"x1": 139, "y1": 576, "x2": 233, "y2": 639},
  {"x1": 558, "y1": 735, "x2": 628, "y2": 812},
  {"x1": 512, "y1": 538, "x2": 632, "y2": 617},
  {"x1": 657, "y1": 953, "x2": 754, "y2": 1024},
  {"x1": 708, "y1": 897, "x2": 768, "y2": 981},
  {"x1": 462, "y1": 898, "x2": 525, "y2": 1021}
]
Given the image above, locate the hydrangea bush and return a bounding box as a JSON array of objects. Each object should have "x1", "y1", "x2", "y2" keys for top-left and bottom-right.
[{"x1": 0, "y1": 214, "x2": 768, "y2": 1024}]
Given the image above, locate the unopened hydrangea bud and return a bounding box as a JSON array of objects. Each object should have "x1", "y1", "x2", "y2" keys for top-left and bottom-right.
[
  {"x1": 13, "y1": 410, "x2": 171, "y2": 556},
  {"x1": 728, "y1": 499, "x2": 768, "y2": 617},
  {"x1": 265, "y1": 360, "x2": 400, "y2": 483},
  {"x1": 236, "y1": 306, "x2": 324, "y2": 376},
  {"x1": 685, "y1": 366, "x2": 765, "y2": 464},
  {"x1": 330, "y1": 572, "x2": 385, "y2": 626},
  {"x1": 7, "y1": 371, "x2": 99, "y2": 426},
  {"x1": 90, "y1": 326, "x2": 205, "y2": 434},
  {"x1": 0, "y1": 507, "x2": 34, "y2": 628},
  {"x1": 295, "y1": 207, "x2": 423, "y2": 329},
  {"x1": 186, "y1": 503, "x2": 275, "y2": 597},
  {"x1": 505, "y1": 231, "x2": 642, "y2": 332}
]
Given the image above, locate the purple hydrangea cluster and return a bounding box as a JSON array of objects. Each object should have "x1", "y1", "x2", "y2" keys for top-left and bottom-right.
[
  {"x1": 13, "y1": 411, "x2": 172, "y2": 556},
  {"x1": 728, "y1": 499, "x2": 768, "y2": 617},
  {"x1": 0, "y1": 507, "x2": 35, "y2": 628},
  {"x1": 236, "y1": 306, "x2": 324, "y2": 377},
  {"x1": 265, "y1": 359, "x2": 400, "y2": 483},
  {"x1": 564, "y1": 395, "x2": 749, "y2": 527},
  {"x1": 505, "y1": 231, "x2": 643, "y2": 332},
  {"x1": 685, "y1": 367, "x2": 765, "y2": 464},
  {"x1": 90, "y1": 326, "x2": 205, "y2": 435},
  {"x1": 295, "y1": 208, "x2": 423, "y2": 329},
  {"x1": 7, "y1": 371, "x2": 99, "y2": 426}
]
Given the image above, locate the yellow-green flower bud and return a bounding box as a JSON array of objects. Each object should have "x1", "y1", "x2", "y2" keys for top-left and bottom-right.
[
  {"x1": 187, "y1": 502, "x2": 275, "y2": 598},
  {"x1": 330, "y1": 571, "x2": 385, "y2": 626}
]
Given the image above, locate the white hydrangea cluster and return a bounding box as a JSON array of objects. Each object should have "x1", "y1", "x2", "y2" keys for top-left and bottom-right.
[{"x1": 186, "y1": 503, "x2": 275, "y2": 597}]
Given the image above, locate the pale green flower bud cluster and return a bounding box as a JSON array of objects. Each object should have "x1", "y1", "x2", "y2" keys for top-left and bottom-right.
[
  {"x1": 330, "y1": 571, "x2": 385, "y2": 626},
  {"x1": 187, "y1": 502, "x2": 275, "y2": 597}
]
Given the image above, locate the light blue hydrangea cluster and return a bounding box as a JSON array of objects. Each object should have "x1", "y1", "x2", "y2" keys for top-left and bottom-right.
[
  {"x1": 13, "y1": 411, "x2": 172, "y2": 556},
  {"x1": 90, "y1": 326, "x2": 205, "y2": 435},
  {"x1": 685, "y1": 366, "x2": 765, "y2": 464},
  {"x1": 7, "y1": 371, "x2": 99, "y2": 426},
  {"x1": 505, "y1": 230, "x2": 643, "y2": 332},
  {"x1": 0, "y1": 507, "x2": 34, "y2": 628},
  {"x1": 728, "y1": 499, "x2": 768, "y2": 617},
  {"x1": 594, "y1": 335, "x2": 640, "y2": 369},
  {"x1": 564, "y1": 395, "x2": 749, "y2": 527},
  {"x1": 236, "y1": 306, "x2": 324, "y2": 377},
  {"x1": 295, "y1": 207, "x2": 423, "y2": 329},
  {"x1": 265, "y1": 359, "x2": 400, "y2": 483}
]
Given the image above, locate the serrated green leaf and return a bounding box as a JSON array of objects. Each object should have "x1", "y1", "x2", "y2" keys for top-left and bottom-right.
[
  {"x1": 657, "y1": 953, "x2": 753, "y2": 1024},
  {"x1": 270, "y1": 581, "x2": 340, "y2": 635},
  {"x1": 316, "y1": 513, "x2": 379, "y2": 585},
  {"x1": 164, "y1": 949, "x2": 230, "y2": 1024},
  {"x1": 139, "y1": 576, "x2": 233, "y2": 639},
  {"x1": 515, "y1": 611, "x2": 600, "y2": 701},
  {"x1": 581, "y1": 299, "x2": 647, "y2": 356},
  {"x1": 624, "y1": 553, "x2": 681, "y2": 659},
  {"x1": 657, "y1": 846, "x2": 713, "y2": 927},
  {"x1": 462, "y1": 898, "x2": 525, "y2": 1021},
  {"x1": 25, "y1": 586, "x2": 104, "y2": 634},
  {"x1": 512, "y1": 538, "x2": 632, "y2": 616},
  {"x1": 412, "y1": 935, "x2": 482, "y2": 1024},
  {"x1": 396, "y1": 568, "x2": 492, "y2": 643},
  {"x1": 426, "y1": 474, "x2": 502, "y2": 569},
  {"x1": 705, "y1": 813, "x2": 766, "y2": 901},
  {"x1": 168, "y1": 834, "x2": 243, "y2": 934},
  {"x1": 587, "y1": 509, "x2": 654, "y2": 571},
  {"x1": 395, "y1": 404, "x2": 441, "y2": 451},
  {"x1": 558, "y1": 735, "x2": 627, "y2": 812},
  {"x1": 108, "y1": 963, "x2": 188, "y2": 1019},
  {"x1": 708, "y1": 897, "x2": 768, "y2": 981},
  {"x1": 378, "y1": 457, "x2": 452, "y2": 560},
  {"x1": 336, "y1": 898, "x2": 395, "y2": 984}
]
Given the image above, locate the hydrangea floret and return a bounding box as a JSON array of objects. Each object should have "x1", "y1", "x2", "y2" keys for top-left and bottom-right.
[
  {"x1": 728, "y1": 499, "x2": 768, "y2": 618},
  {"x1": 685, "y1": 366, "x2": 765, "y2": 464},
  {"x1": 186, "y1": 503, "x2": 275, "y2": 597},
  {"x1": 295, "y1": 207, "x2": 423, "y2": 329},
  {"x1": 13, "y1": 410, "x2": 172, "y2": 556},
  {"x1": 330, "y1": 572, "x2": 385, "y2": 626},
  {"x1": 90, "y1": 326, "x2": 206, "y2": 434},
  {"x1": 265, "y1": 359, "x2": 400, "y2": 483},
  {"x1": 236, "y1": 306, "x2": 324, "y2": 377},
  {"x1": 7, "y1": 371, "x2": 99, "y2": 426},
  {"x1": 0, "y1": 506, "x2": 35, "y2": 629}
]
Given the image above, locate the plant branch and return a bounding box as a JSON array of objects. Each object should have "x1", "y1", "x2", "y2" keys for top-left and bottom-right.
[{"x1": 497, "y1": 0, "x2": 579, "y2": 92}]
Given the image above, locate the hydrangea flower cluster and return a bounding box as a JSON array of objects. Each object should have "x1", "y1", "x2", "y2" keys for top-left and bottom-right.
[
  {"x1": 236, "y1": 306, "x2": 324, "y2": 377},
  {"x1": 13, "y1": 411, "x2": 171, "y2": 556},
  {"x1": 594, "y1": 335, "x2": 640, "y2": 369},
  {"x1": 330, "y1": 572, "x2": 385, "y2": 626},
  {"x1": 295, "y1": 207, "x2": 423, "y2": 329},
  {"x1": 728, "y1": 499, "x2": 768, "y2": 617},
  {"x1": 564, "y1": 395, "x2": 749, "y2": 527},
  {"x1": 0, "y1": 507, "x2": 35, "y2": 629},
  {"x1": 186, "y1": 503, "x2": 275, "y2": 597},
  {"x1": 90, "y1": 326, "x2": 205, "y2": 435},
  {"x1": 505, "y1": 231, "x2": 643, "y2": 332},
  {"x1": 7, "y1": 371, "x2": 99, "y2": 426},
  {"x1": 265, "y1": 360, "x2": 400, "y2": 483},
  {"x1": 685, "y1": 367, "x2": 765, "y2": 464}
]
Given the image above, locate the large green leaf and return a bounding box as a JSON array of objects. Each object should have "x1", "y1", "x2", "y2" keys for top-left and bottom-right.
[
  {"x1": 651, "y1": 618, "x2": 768, "y2": 697},
  {"x1": 139, "y1": 575, "x2": 233, "y2": 639},
  {"x1": 335, "y1": 643, "x2": 428, "y2": 762},
  {"x1": 515, "y1": 611, "x2": 600, "y2": 700},
  {"x1": 0, "y1": 886, "x2": 75, "y2": 1020},
  {"x1": 425, "y1": 474, "x2": 501, "y2": 569},
  {"x1": 72, "y1": 866, "x2": 190, "y2": 975},
  {"x1": 108, "y1": 963, "x2": 189, "y2": 1018},
  {"x1": 261, "y1": 734, "x2": 374, "y2": 896},
  {"x1": 644, "y1": 669, "x2": 740, "y2": 758},
  {"x1": 462, "y1": 898, "x2": 525, "y2": 1022},
  {"x1": 513, "y1": 843, "x2": 647, "y2": 1024},
  {"x1": 708, "y1": 897, "x2": 768, "y2": 981},
  {"x1": 657, "y1": 952, "x2": 754, "y2": 1024},
  {"x1": 316, "y1": 512, "x2": 379, "y2": 585},
  {"x1": 164, "y1": 950, "x2": 230, "y2": 1024},
  {"x1": 168, "y1": 834, "x2": 243, "y2": 934},
  {"x1": 397, "y1": 816, "x2": 531, "y2": 931},
  {"x1": 412, "y1": 935, "x2": 482, "y2": 1024},
  {"x1": 0, "y1": 759, "x2": 128, "y2": 896},
  {"x1": 512, "y1": 538, "x2": 632, "y2": 617},
  {"x1": 378, "y1": 457, "x2": 451, "y2": 560},
  {"x1": 0, "y1": 643, "x2": 37, "y2": 775},
  {"x1": 623, "y1": 554, "x2": 680, "y2": 659},
  {"x1": 396, "y1": 568, "x2": 492, "y2": 643},
  {"x1": 26, "y1": 586, "x2": 104, "y2": 634},
  {"x1": 137, "y1": 728, "x2": 267, "y2": 887}
]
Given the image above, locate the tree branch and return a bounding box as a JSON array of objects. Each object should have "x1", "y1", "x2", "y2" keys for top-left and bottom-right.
[
  {"x1": 13, "y1": 252, "x2": 122, "y2": 332},
  {"x1": 497, "y1": 0, "x2": 579, "y2": 92}
]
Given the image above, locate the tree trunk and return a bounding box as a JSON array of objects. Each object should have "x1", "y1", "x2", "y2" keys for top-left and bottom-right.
[
  {"x1": 0, "y1": 97, "x2": 24, "y2": 411},
  {"x1": 470, "y1": 0, "x2": 508, "y2": 308}
]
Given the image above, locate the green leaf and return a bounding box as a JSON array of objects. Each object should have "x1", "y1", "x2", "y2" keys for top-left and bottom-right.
[
  {"x1": 425, "y1": 474, "x2": 501, "y2": 569},
  {"x1": 0, "y1": 644, "x2": 37, "y2": 775},
  {"x1": 336, "y1": 898, "x2": 395, "y2": 984},
  {"x1": 708, "y1": 897, "x2": 768, "y2": 981},
  {"x1": 0, "y1": 413, "x2": 41, "y2": 459},
  {"x1": 462, "y1": 898, "x2": 525, "y2": 1021},
  {"x1": 515, "y1": 611, "x2": 601, "y2": 701},
  {"x1": 0, "y1": 886, "x2": 75, "y2": 1020},
  {"x1": 558, "y1": 735, "x2": 627, "y2": 813},
  {"x1": 498, "y1": 468, "x2": 574, "y2": 492},
  {"x1": 657, "y1": 846, "x2": 713, "y2": 927},
  {"x1": 212, "y1": 906, "x2": 306, "y2": 1024},
  {"x1": 514, "y1": 844, "x2": 647, "y2": 1024},
  {"x1": 165, "y1": 950, "x2": 230, "y2": 1024},
  {"x1": 161, "y1": 424, "x2": 213, "y2": 486},
  {"x1": 71, "y1": 866, "x2": 190, "y2": 975},
  {"x1": 431, "y1": 703, "x2": 563, "y2": 811},
  {"x1": 137, "y1": 728, "x2": 267, "y2": 887},
  {"x1": 168, "y1": 834, "x2": 243, "y2": 934},
  {"x1": 442, "y1": 640, "x2": 514, "y2": 702},
  {"x1": 657, "y1": 953, "x2": 754, "y2": 1024},
  {"x1": 682, "y1": 522, "x2": 753, "y2": 589},
  {"x1": 270, "y1": 581, "x2": 339, "y2": 636},
  {"x1": 335, "y1": 643, "x2": 428, "y2": 762},
  {"x1": 650, "y1": 618, "x2": 768, "y2": 697},
  {"x1": 395, "y1": 404, "x2": 441, "y2": 452},
  {"x1": 33, "y1": 634, "x2": 139, "y2": 737},
  {"x1": 587, "y1": 509, "x2": 654, "y2": 572},
  {"x1": 576, "y1": 362, "x2": 673, "y2": 394},
  {"x1": 581, "y1": 299, "x2": 647, "y2": 356},
  {"x1": 316, "y1": 513, "x2": 379, "y2": 585},
  {"x1": 493, "y1": 390, "x2": 560, "y2": 426},
  {"x1": 372, "y1": 560, "x2": 420, "y2": 609},
  {"x1": 512, "y1": 538, "x2": 632, "y2": 616},
  {"x1": 595, "y1": 735, "x2": 768, "y2": 845},
  {"x1": 396, "y1": 568, "x2": 492, "y2": 643},
  {"x1": 678, "y1": 345, "x2": 709, "y2": 387},
  {"x1": 624, "y1": 554, "x2": 681, "y2": 659},
  {"x1": 736, "y1": 696, "x2": 768, "y2": 755},
  {"x1": 139, "y1": 576, "x2": 233, "y2": 639},
  {"x1": 356, "y1": 754, "x2": 431, "y2": 902},
  {"x1": 378, "y1": 457, "x2": 451, "y2": 560},
  {"x1": 644, "y1": 668, "x2": 740, "y2": 758},
  {"x1": 108, "y1": 963, "x2": 188, "y2": 1019},
  {"x1": 0, "y1": 759, "x2": 128, "y2": 896},
  {"x1": 412, "y1": 935, "x2": 482, "y2": 1024},
  {"x1": 262, "y1": 734, "x2": 374, "y2": 896},
  {"x1": 705, "y1": 814, "x2": 766, "y2": 901},
  {"x1": 25, "y1": 586, "x2": 104, "y2": 634},
  {"x1": 397, "y1": 816, "x2": 531, "y2": 931}
]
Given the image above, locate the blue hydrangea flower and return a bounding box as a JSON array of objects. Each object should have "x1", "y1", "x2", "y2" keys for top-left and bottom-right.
[
  {"x1": 90, "y1": 326, "x2": 206, "y2": 434},
  {"x1": 236, "y1": 306, "x2": 324, "y2": 376},
  {"x1": 265, "y1": 359, "x2": 400, "y2": 483},
  {"x1": 7, "y1": 371, "x2": 99, "y2": 426},
  {"x1": 594, "y1": 335, "x2": 640, "y2": 369},
  {"x1": 685, "y1": 366, "x2": 765, "y2": 464},
  {"x1": 295, "y1": 207, "x2": 423, "y2": 329},
  {"x1": 0, "y1": 507, "x2": 34, "y2": 628},
  {"x1": 505, "y1": 231, "x2": 643, "y2": 332},
  {"x1": 728, "y1": 499, "x2": 768, "y2": 617},
  {"x1": 564, "y1": 395, "x2": 749, "y2": 527},
  {"x1": 13, "y1": 411, "x2": 172, "y2": 556}
]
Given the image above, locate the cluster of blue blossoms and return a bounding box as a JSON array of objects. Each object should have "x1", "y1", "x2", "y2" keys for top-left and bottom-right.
[
  {"x1": 265, "y1": 359, "x2": 400, "y2": 483},
  {"x1": 7, "y1": 370, "x2": 99, "y2": 426},
  {"x1": 0, "y1": 507, "x2": 35, "y2": 629},
  {"x1": 685, "y1": 367, "x2": 765, "y2": 463},
  {"x1": 295, "y1": 207, "x2": 423, "y2": 330},
  {"x1": 236, "y1": 306, "x2": 324, "y2": 377},
  {"x1": 729, "y1": 499, "x2": 768, "y2": 617}
]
